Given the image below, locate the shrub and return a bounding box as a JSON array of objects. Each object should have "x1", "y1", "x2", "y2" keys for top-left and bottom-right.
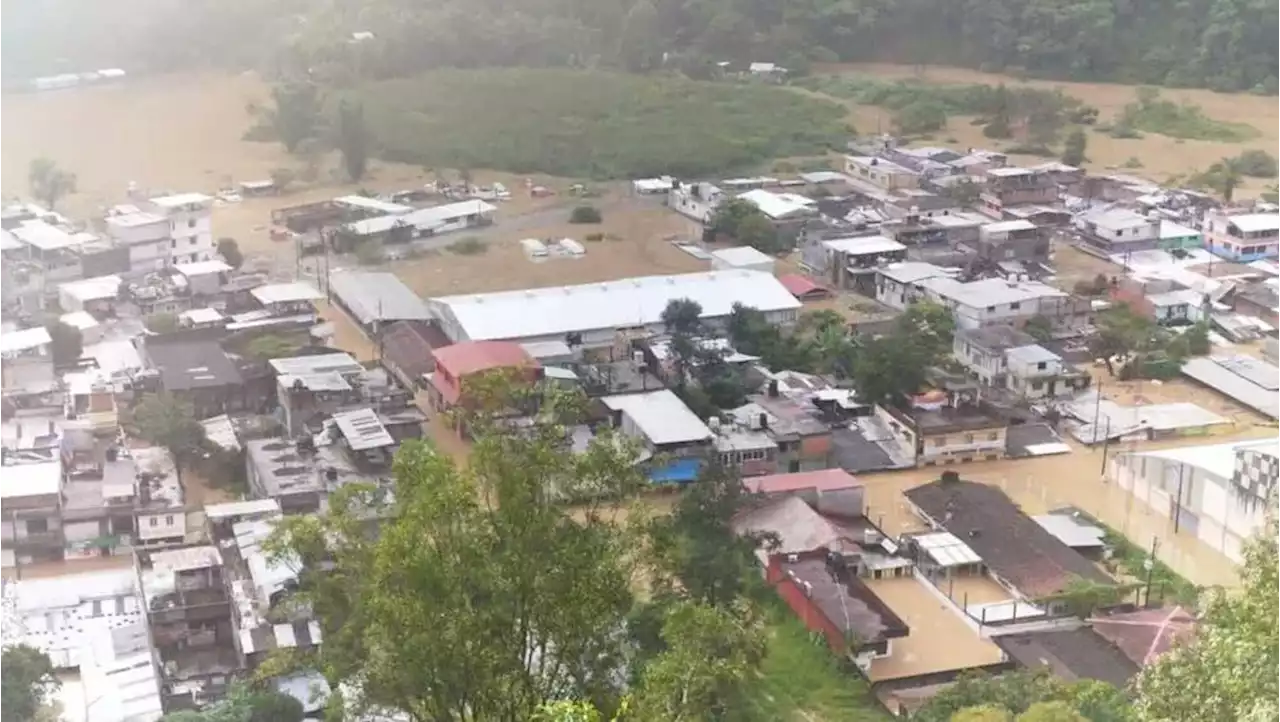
[
  {"x1": 448, "y1": 236, "x2": 488, "y2": 255},
  {"x1": 1116, "y1": 89, "x2": 1257, "y2": 141},
  {"x1": 569, "y1": 205, "x2": 603, "y2": 224},
  {"x1": 1233, "y1": 150, "x2": 1278, "y2": 178}
]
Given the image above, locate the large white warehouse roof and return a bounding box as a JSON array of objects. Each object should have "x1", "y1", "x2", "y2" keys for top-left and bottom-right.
[{"x1": 432, "y1": 270, "x2": 801, "y2": 342}]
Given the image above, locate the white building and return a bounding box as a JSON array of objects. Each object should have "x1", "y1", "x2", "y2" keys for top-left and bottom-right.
[
  {"x1": 874, "y1": 262, "x2": 952, "y2": 310},
  {"x1": 105, "y1": 211, "x2": 171, "y2": 272},
  {"x1": 737, "y1": 189, "x2": 817, "y2": 221},
  {"x1": 667, "y1": 182, "x2": 725, "y2": 223},
  {"x1": 710, "y1": 246, "x2": 775, "y2": 273},
  {"x1": 919, "y1": 276, "x2": 1081, "y2": 331},
  {"x1": 1109, "y1": 439, "x2": 1279, "y2": 563},
  {"x1": 429, "y1": 270, "x2": 802, "y2": 348},
  {"x1": 147, "y1": 193, "x2": 215, "y2": 265},
  {"x1": 1003, "y1": 344, "x2": 1088, "y2": 399},
  {"x1": 1074, "y1": 207, "x2": 1160, "y2": 250}
]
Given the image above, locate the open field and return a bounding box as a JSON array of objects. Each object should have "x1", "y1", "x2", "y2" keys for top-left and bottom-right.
[{"x1": 809, "y1": 63, "x2": 1280, "y2": 195}]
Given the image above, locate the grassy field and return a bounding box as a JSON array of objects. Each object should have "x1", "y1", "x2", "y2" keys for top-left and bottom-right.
[
  {"x1": 353, "y1": 68, "x2": 849, "y2": 179},
  {"x1": 747, "y1": 605, "x2": 890, "y2": 721}
]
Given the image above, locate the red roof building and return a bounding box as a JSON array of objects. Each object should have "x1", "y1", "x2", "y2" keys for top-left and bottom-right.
[
  {"x1": 428, "y1": 341, "x2": 540, "y2": 409},
  {"x1": 777, "y1": 273, "x2": 831, "y2": 301}
]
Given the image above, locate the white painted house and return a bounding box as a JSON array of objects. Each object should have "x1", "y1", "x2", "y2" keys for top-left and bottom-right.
[
  {"x1": 147, "y1": 192, "x2": 215, "y2": 265},
  {"x1": 1109, "y1": 439, "x2": 1279, "y2": 563}
]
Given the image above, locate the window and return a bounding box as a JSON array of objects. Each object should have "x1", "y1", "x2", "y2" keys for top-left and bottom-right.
[
  {"x1": 149, "y1": 517, "x2": 158, "y2": 527},
  {"x1": 1010, "y1": 302, "x2": 1021, "y2": 310},
  {"x1": 190, "y1": 238, "x2": 197, "y2": 245},
  {"x1": 92, "y1": 600, "x2": 102, "y2": 617},
  {"x1": 188, "y1": 219, "x2": 196, "y2": 228},
  {"x1": 1036, "y1": 361, "x2": 1047, "y2": 370},
  {"x1": 1031, "y1": 380, "x2": 1044, "y2": 391},
  {"x1": 987, "y1": 432, "x2": 999, "y2": 441},
  {"x1": 171, "y1": 239, "x2": 177, "y2": 249},
  {"x1": 26, "y1": 518, "x2": 48, "y2": 534},
  {"x1": 165, "y1": 515, "x2": 175, "y2": 526}
]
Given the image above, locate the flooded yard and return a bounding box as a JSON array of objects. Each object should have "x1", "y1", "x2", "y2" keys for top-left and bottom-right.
[{"x1": 865, "y1": 576, "x2": 1006, "y2": 682}]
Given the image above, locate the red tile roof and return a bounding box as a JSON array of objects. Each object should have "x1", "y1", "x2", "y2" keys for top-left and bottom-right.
[
  {"x1": 744, "y1": 468, "x2": 859, "y2": 494},
  {"x1": 1090, "y1": 606, "x2": 1197, "y2": 667},
  {"x1": 777, "y1": 273, "x2": 829, "y2": 300},
  {"x1": 432, "y1": 341, "x2": 536, "y2": 378}
]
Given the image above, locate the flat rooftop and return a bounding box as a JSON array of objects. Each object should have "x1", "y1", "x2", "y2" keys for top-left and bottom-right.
[{"x1": 864, "y1": 576, "x2": 1006, "y2": 682}]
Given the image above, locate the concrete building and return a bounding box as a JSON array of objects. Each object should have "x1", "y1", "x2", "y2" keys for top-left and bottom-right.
[
  {"x1": 979, "y1": 168, "x2": 1059, "y2": 218},
  {"x1": 844, "y1": 156, "x2": 920, "y2": 192},
  {"x1": 801, "y1": 235, "x2": 908, "y2": 293},
  {"x1": 327, "y1": 270, "x2": 433, "y2": 333},
  {"x1": 1202, "y1": 209, "x2": 1279, "y2": 261},
  {"x1": 975, "y1": 220, "x2": 1050, "y2": 266},
  {"x1": 1109, "y1": 439, "x2": 1279, "y2": 563},
  {"x1": 105, "y1": 210, "x2": 171, "y2": 273},
  {"x1": 429, "y1": 271, "x2": 801, "y2": 348},
  {"x1": 1, "y1": 459, "x2": 65, "y2": 567},
  {"x1": 874, "y1": 262, "x2": 953, "y2": 310},
  {"x1": 667, "y1": 182, "x2": 725, "y2": 223},
  {"x1": 1074, "y1": 207, "x2": 1161, "y2": 252},
  {"x1": 953, "y1": 326, "x2": 1038, "y2": 387},
  {"x1": 147, "y1": 193, "x2": 215, "y2": 265},
  {"x1": 427, "y1": 341, "x2": 541, "y2": 414},
  {"x1": 878, "y1": 390, "x2": 1008, "y2": 466},
  {"x1": 710, "y1": 246, "x2": 775, "y2": 273},
  {"x1": 919, "y1": 276, "x2": 1090, "y2": 332},
  {"x1": 1003, "y1": 344, "x2": 1090, "y2": 400}
]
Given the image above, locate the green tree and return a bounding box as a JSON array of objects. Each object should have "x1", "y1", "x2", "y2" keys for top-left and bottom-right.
[
  {"x1": 269, "y1": 167, "x2": 296, "y2": 192},
  {"x1": 265, "y1": 380, "x2": 648, "y2": 721},
  {"x1": 1134, "y1": 518, "x2": 1278, "y2": 722},
  {"x1": 894, "y1": 99, "x2": 949, "y2": 134},
  {"x1": 735, "y1": 213, "x2": 783, "y2": 254},
  {"x1": 1017, "y1": 701, "x2": 1088, "y2": 722},
  {"x1": 336, "y1": 100, "x2": 370, "y2": 181},
  {"x1": 1232, "y1": 150, "x2": 1278, "y2": 178},
  {"x1": 707, "y1": 199, "x2": 781, "y2": 253},
  {"x1": 570, "y1": 205, "x2": 603, "y2": 224},
  {"x1": 1052, "y1": 577, "x2": 1126, "y2": 618},
  {"x1": 952, "y1": 706, "x2": 1013, "y2": 722},
  {"x1": 269, "y1": 82, "x2": 322, "y2": 153},
  {"x1": 243, "y1": 334, "x2": 303, "y2": 360},
  {"x1": 131, "y1": 393, "x2": 206, "y2": 476},
  {"x1": 647, "y1": 461, "x2": 771, "y2": 609},
  {"x1": 1061, "y1": 128, "x2": 1088, "y2": 167},
  {"x1": 145, "y1": 312, "x2": 181, "y2": 334},
  {"x1": 631, "y1": 600, "x2": 766, "y2": 721},
  {"x1": 216, "y1": 237, "x2": 245, "y2": 269},
  {"x1": 44, "y1": 320, "x2": 82, "y2": 365},
  {"x1": 159, "y1": 684, "x2": 304, "y2": 722},
  {"x1": 27, "y1": 158, "x2": 77, "y2": 210},
  {"x1": 946, "y1": 179, "x2": 982, "y2": 207},
  {"x1": 2, "y1": 645, "x2": 60, "y2": 722}
]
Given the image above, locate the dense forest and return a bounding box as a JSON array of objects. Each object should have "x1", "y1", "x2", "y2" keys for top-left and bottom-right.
[{"x1": 3, "y1": 0, "x2": 1277, "y2": 93}]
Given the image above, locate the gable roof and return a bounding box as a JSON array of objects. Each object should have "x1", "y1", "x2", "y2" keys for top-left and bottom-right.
[
  {"x1": 146, "y1": 340, "x2": 243, "y2": 390},
  {"x1": 1089, "y1": 606, "x2": 1197, "y2": 667},
  {"x1": 904, "y1": 479, "x2": 1113, "y2": 597},
  {"x1": 381, "y1": 321, "x2": 450, "y2": 381},
  {"x1": 776, "y1": 273, "x2": 830, "y2": 300},
  {"x1": 995, "y1": 627, "x2": 1139, "y2": 689},
  {"x1": 432, "y1": 341, "x2": 535, "y2": 378}
]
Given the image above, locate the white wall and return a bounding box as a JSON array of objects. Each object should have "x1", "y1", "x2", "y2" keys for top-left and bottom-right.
[
  {"x1": 136, "y1": 510, "x2": 186, "y2": 541},
  {"x1": 162, "y1": 208, "x2": 214, "y2": 265}
]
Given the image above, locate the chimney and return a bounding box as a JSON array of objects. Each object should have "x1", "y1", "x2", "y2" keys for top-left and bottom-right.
[
  {"x1": 759, "y1": 413, "x2": 769, "y2": 430},
  {"x1": 767, "y1": 380, "x2": 779, "y2": 398}
]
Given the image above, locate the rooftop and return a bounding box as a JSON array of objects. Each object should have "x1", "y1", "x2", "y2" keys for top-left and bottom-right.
[
  {"x1": 1180, "y1": 357, "x2": 1280, "y2": 420},
  {"x1": 59, "y1": 275, "x2": 122, "y2": 303},
  {"x1": 1082, "y1": 207, "x2": 1157, "y2": 232},
  {"x1": 146, "y1": 340, "x2": 243, "y2": 390},
  {"x1": 332, "y1": 195, "x2": 414, "y2": 215},
  {"x1": 1225, "y1": 212, "x2": 1280, "y2": 234},
  {"x1": 1, "y1": 326, "x2": 53, "y2": 354},
  {"x1": 996, "y1": 627, "x2": 1139, "y2": 689},
  {"x1": 432, "y1": 270, "x2": 801, "y2": 342},
  {"x1": 913, "y1": 531, "x2": 982, "y2": 568},
  {"x1": 59, "y1": 311, "x2": 100, "y2": 332},
  {"x1": 105, "y1": 211, "x2": 167, "y2": 228},
  {"x1": 957, "y1": 325, "x2": 1037, "y2": 351},
  {"x1": 900, "y1": 403, "x2": 1006, "y2": 434},
  {"x1": 1089, "y1": 606, "x2": 1197, "y2": 667},
  {"x1": 822, "y1": 235, "x2": 907, "y2": 256},
  {"x1": 1, "y1": 459, "x2": 63, "y2": 499},
  {"x1": 743, "y1": 468, "x2": 860, "y2": 495},
  {"x1": 1006, "y1": 344, "x2": 1062, "y2": 366},
  {"x1": 11, "y1": 220, "x2": 82, "y2": 251},
  {"x1": 1033, "y1": 513, "x2": 1107, "y2": 549},
  {"x1": 1147, "y1": 289, "x2": 1205, "y2": 307},
  {"x1": 149, "y1": 192, "x2": 213, "y2": 208},
  {"x1": 1125, "y1": 438, "x2": 1280, "y2": 484},
  {"x1": 432, "y1": 340, "x2": 536, "y2": 377},
  {"x1": 269, "y1": 352, "x2": 363, "y2": 377},
  {"x1": 982, "y1": 219, "x2": 1038, "y2": 234},
  {"x1": 601, "y1": 390, "x2": 712, "y2": 446},
  {"x1": 204, "y1": 498, "x2": 282, "y2": 522},
  {"x1": 173, "y1": 259, "x2": 232, "y2": 277},
  {"x1": 332, "y1": 407, "x2": 395, "y2": 451},
  {"x1": 381, "y1": 320, "x2": 450, "y2": 381},
  {"x1": 328, "y1": 270, "x2": 433, "y2": 325},
  {"x1": 710, "y1": 245, "x2": 774, "y2": 266},
  {"x1": 344, "y1": 199, "x2": 497, "y2": 236},
  {"x1": 922, "y1": 277, "x2": 1066, "y2": 309},
  {"x1": 877, "y1": 262, "x2": 951, "y2": 285},
  {"x1": 776, "y1": 273, "x2": 828, "y2": 299},
  {"x1": 250, "y1": 281, "x2": 324, "y2": 306},
  {"x1": 905, "y1": 479, "x2": 1114, "y2": 597},
  {"x1": 777, "y1": 554, "x2": 909, "y2": 645},
  {"x1": 738, "y1": 189, "x2": 816, "y2": 220}
]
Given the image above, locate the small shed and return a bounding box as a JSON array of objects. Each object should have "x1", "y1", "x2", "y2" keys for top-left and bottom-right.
[{"x1": 710, "y1": 246, "x2": 775, "y2": 274}]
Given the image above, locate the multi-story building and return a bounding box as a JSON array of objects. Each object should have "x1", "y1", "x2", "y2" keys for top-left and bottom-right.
[
  {"x1": 147, "y1": 193, "x2": 216, "y2": 265},
  {"x1": 975, "y1": 220, "x2": 1050, "y2": 266},
  {"x1": 1003, "y1": 344, "x2": 1090, "y2": 400},
  {"x1": 1202, "y1": 209, "x2": 1279, "y2": 261},
  {"x1": 877, "y1": 389, "x2": 1009, "y2": 466},
  {"x1": 1074, "y1": 207, "x2": 1161, "y2": 253},
  {"x1": 844, "y1": 155, "x2": 920, "y2": 192},
  {"x1": 953, "y1": 325, "x2": 1037, "y2": 387},
  {"x1": 0, "y1": 459, "x2": 65, "y2": 568},
  {"x1": 136, "y1": 545, "x2": 238, "y2": 710},
  {"x1": 105, "y1": 209, "x2": 172, "y2": 273},
  {"x1": 800, "y1": 234, "x2": 908, "y2": 293},
  {"x1": 919, "y1": 276, "x2": 1091, "y2": 332},
  {"x1": 979, "y1": 167, "x2": 1059, "y2": 218}
]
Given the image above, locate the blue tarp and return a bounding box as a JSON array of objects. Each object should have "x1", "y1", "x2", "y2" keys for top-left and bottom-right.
[{"x1": 648, "y1": 458, "x2": 702, "y2": 485}]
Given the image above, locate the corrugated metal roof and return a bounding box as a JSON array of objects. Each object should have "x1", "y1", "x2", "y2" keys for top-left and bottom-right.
[
  {"x1": 1, "y1": 326, "x2": 53, "y2": 354},
  {"x1": 915, "y1": 531, "x2": 982, "y2": 567},
  {"x1": 433, "y1": 270, "x2": 801, "y2": 342},
  {"x1": 601, "y1": 390, "x2": 712, "y2": 446},
  {"x1": 332, "y1": 408, "x2": 395, "y2": 450},
  {"x1": 328, "y1": 271, "x2": 432, "y2": 325},
  {"x1": 1182, "y1": 357, "x2": 1280, "y2": 419}
]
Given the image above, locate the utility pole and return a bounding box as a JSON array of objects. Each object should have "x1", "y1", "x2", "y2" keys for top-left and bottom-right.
[
  {"x1": 1098, "y1": 417, "x2": 1112, "y2": 475},
  {"x1": 1173, "y1": 464, "x2": 1187, "y2": 533},
  {"x1": 1143, "y1": 537, "x2": 1159, "y2": 607}
]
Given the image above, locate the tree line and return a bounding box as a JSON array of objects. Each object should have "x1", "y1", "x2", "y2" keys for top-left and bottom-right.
[{"x1": 4, "y1": 0, "x2": 1276, "y2": 94}]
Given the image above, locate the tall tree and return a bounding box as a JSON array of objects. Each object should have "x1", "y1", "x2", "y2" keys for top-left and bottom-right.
[
  {"x1": 27, "y1": 158, "x2": 76, "y2": 210},
  {"x1": 1, "y1": 645, "x2": 59, "y2": 721},
  {"x1": 131, "y1": 393, "x2": 206, "y2": 478},
  {"x1": 269, "y1": 82, "x2": 322, "y2": 153},
  {"x1": 1061, "y1": 127, "x2": 1088, "y2": 166},
  {"x1": 44, "y1": 320, "x2": 82, "y2": 366},
  {"x1": 265, "y1": 380, "x2": 649, "y2": 722},
  {"x1": 1134, "y1": 517, "x2": 1278, "y2": 722},
  {"x1": 336, "y1": 100, "x2": 370, "y2": 181},
  {"x1": 216, "y1": 238, "x2": 244, "y2": 269}
]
